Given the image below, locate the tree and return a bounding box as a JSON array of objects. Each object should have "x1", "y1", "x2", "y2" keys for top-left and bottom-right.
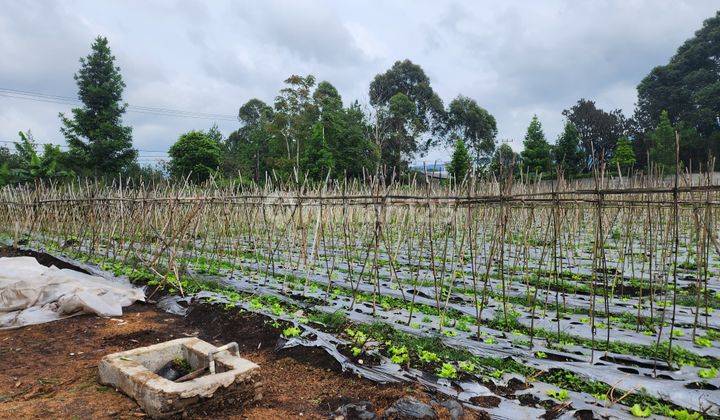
[
  {"x1": 562, "y1": 99, "x2": 626, "y2": 168},
  {"x1": 554, "y1": 121, "x2": 585, "y2": 177},
  {"x1": 272, "y1": 74, "x2": 318, "y2": 178},
  {"x1": 168, "y1": 130, "x2": 222, "y2": 183},
  {"x1": 447, "y1": 138, "x2": 472, "y2": 181},
  {"x1": 611, "y1": 136, "x2": 636, "y2": 171},
  {"x1": 9, "y1": 131, "x2": 72, "y2": 184},
  {"x1": 331, "y1": 102, "x2": 379, "y2": 178},
  {"x1": 635, "y1": 11, "x2": 720, "y2": 169},
  {"x1": 301, "y1": 123, "x2": 335, "y2": 180},
  {"x1": 520, "y1": 116, "x2": 552, "y2": 175},
  {"x1": 311, "y1": 82, "x2": 378, "y2": 179},
  {"x1": 649, "y1": 110, "x2": 676, "y2": 170},
  {"x1": 369, "y1": 60, "x2": 444, "y2": 171},
  {"x1": 378, "y1": 92, "x2": 420, "y2": 174},
  {"x1": 446, "y1": 95, "x2": 497, "y2": 165},
  {"x1": 313, "y1": 80, "x2": 343, "y2": 112},
  {"x1": 489, "y1": 143, "x2": 519, "y2": 178},
  {"x1": 60, "y1": 36, "x2": 136, "y2": 176},
  {"x1": 226, "y1": 98, "x2": 273, "y2": 181}
]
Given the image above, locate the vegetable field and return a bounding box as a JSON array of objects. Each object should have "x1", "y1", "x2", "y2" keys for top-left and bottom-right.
[{"x1": 2, "y1": 171, "x2": 720, "y2": 418}]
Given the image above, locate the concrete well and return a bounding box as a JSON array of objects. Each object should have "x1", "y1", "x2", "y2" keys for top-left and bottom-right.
[{"x1": 98, "y1": 337, "x2": 261, "y2": 418}]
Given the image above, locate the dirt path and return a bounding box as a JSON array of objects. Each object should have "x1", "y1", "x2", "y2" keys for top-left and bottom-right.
[{"x1": 0, "y1": 301, "x2": 469, "y2": 419}]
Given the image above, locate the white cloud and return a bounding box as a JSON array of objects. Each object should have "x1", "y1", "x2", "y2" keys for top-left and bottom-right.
[{"x1": 0, "y1": 0, "x2": 717, "y2": 163}]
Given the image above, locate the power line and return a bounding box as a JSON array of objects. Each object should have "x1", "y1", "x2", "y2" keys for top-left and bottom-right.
[
  {"x1": 0, "y1": 87, "x2": 239, "y2": 122},
  {"x1": 0, "y1": 139, "x2": 169, "y2": 156}
]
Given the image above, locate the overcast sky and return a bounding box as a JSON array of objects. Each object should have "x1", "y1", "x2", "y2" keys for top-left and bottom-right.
[{"x1": 1, "y1": 0, "x2": 718, "y2": 165}]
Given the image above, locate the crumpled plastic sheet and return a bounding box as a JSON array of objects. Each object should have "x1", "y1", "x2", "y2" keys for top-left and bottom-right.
[{"x1": 0, "y1": 256, "x2": 144, "y2": 329}]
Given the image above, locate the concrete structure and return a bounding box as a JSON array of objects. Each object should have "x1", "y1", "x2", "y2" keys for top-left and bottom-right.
[{"x1": 98, "y1": 337, "x2": 261, "y2": 418}]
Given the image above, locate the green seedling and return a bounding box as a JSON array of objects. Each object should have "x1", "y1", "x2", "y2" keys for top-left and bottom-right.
[
  {"x1": 437, "y1": 363, "x2": 457, "y2": 379},
  {"x1": 282, "y1": 326, "x2": 301, "y2": 338}
]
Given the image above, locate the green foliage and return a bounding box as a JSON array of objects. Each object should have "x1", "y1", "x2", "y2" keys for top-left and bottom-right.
[
  {"x1": 630, "y1": 404, "x2": 652, "y2": 418},
  {"x1": 458, "y1": 360, "x2": 476, "y2": 373},
  {"x1": 636, "y1": 11, "x2": 720, "y2": 168},
  {"x1": 668, "y1": 409, "x2": 703, "y2": 420},
  {"x1": 611, "y1": 136, "x2": 636, "y2": 170},
  {"x1": 224, "y1": 98, "x2": 273, "y2": 181},
  {"x1": 649, "y1": 111, "x2": 677, "y2": 170},
  {"x1": 0, "y1": 162, "x2": 10, "y2": 187},
  {"x1": 224, "y1": 78, "x2": 378, "y2": 182},
  {"x1": 282, "y1": 326, "x2": 301, "y2": 338},
  {"x1": 694, "y1": 336, "x2": 713, "y2": 348},
  {"x1": 4, "y1": 131, "x2": 73, "y2": 184},
  {"x1": 418, "y1": 350, "x2": 440, "y2": 363},
  {"x1": 60, "y1": 36, "x2": 136, "y2": 177},
  {"x1": 169, "y1": 130, "x2": 222, "y2": 183},
  {"x1": 698, "y1": 367, "x2": 717, "y2": 379},
  {"x1": 562, "y1": 99, "x2": 626, "y2": 168},
  {"x1": 546, "y1": 388, "x2": 570, "y2": 401},
  {"x1": 447, "y1": 138, "x2": 472, "y2": 181},
  {"x1": 389, "y1": 345, "x2": 409, "y2": 364},
  {"x1": 301, "y1": 123, "x2": 335, "y2": 180},
  {"x1": 520, "y1": 115, "x2": 553, "y2": 175},
  {"x1": 309, "y1": 310, "x2": 347, "y2": 331},
  {"x1": 369, "y1": 59, "x2": 444, "y2": 172},
  {"x1": 437, "y1": 363, "x2": 457, "y2": 379},
  {"x1": 554, "y1": 121, "x2": 585, "y2": 176},
  {"x1": 489, "y1": 143, "x2": 519, "y2": 177},
  {"x1": 378, "y1": 92, "x2": 420, "y2": 173},
  {"x1": 446, "y1": 95, "x2": 497, "y2": 165}
]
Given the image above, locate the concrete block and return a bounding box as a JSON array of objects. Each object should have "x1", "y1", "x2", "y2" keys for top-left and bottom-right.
[{"x1": 98, "y1": 337, "x2": 261, "y2": 418}]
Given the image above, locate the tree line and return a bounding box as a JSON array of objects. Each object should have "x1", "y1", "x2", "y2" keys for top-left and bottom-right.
[{"x1": 1, "y1": 11, "x2": 718, "y2": 186}]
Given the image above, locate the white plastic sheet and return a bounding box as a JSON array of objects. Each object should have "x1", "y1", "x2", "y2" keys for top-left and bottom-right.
[{"x1": 0, "y1": 256, "x2": 144, "y2": 329}]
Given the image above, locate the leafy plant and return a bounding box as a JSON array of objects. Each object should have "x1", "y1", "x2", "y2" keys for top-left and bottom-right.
[
  {"x1": 437, "y1": 363, "x2": 458, "y2": 379},
  {"x1": 419, "y1": 350, "x2": 440, "y2": 363},
  {"x1": 282, "y1": 326, "x2": 301, "y2": 338},
  {"x1": 668, "y1": 409, "x2": 702, "y2": 420},
  {"x1": 698, "y1": 367, "x2": 717, "y2": 379},
  {"x1": 694, "y1": 337, "x2": 713, "y2": 348},
  {"x1": 458, "y1": 360, "x2": 476, "y2": 373},
  {"x1": 630, "y1": 404, "x2": 651, "y2": 418},
  {"x1": 546, "y1": 389, "x2": 569, "y2": 401},
  {"x1": 389, "y1": 346, "x2": 409, "y2": 364}
]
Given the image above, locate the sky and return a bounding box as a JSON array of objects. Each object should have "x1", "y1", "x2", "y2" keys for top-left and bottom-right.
[{"x1": 1, "y1": 0, "x2": 718, "y2": 165}]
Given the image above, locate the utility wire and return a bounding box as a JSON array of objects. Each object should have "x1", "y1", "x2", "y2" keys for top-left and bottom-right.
[
  {"x1": 0, "y1": 140, "x2": 168, "y2": 157},
  {"x1": 0, "y1": 87, "x2": 239, "y2": 122}
]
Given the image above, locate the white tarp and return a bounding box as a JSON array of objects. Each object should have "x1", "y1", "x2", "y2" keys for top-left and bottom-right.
[{"x1": 0, "y1": 256, "x2": 144, "y2": 329}]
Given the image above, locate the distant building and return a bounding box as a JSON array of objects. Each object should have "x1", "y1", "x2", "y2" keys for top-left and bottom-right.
[{"x1": 411, "y1": 162, "x2": 450, "y2": 179}]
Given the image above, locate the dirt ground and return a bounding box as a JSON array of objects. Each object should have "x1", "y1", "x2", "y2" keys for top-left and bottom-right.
[{"x1": 0, "y1": 269, "x2": 478, "y2": 419}]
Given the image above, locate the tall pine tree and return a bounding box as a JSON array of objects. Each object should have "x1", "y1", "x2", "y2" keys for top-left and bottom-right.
[
  {"x1": 447, "y1": 137, "x2": 471, "y2": 181},
  {"x1": 521, "y1": 115, "x2": 552, "y2": 175},
  {"x1": 60, "y1": 36, "x2": 136, "y2": 177}
]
